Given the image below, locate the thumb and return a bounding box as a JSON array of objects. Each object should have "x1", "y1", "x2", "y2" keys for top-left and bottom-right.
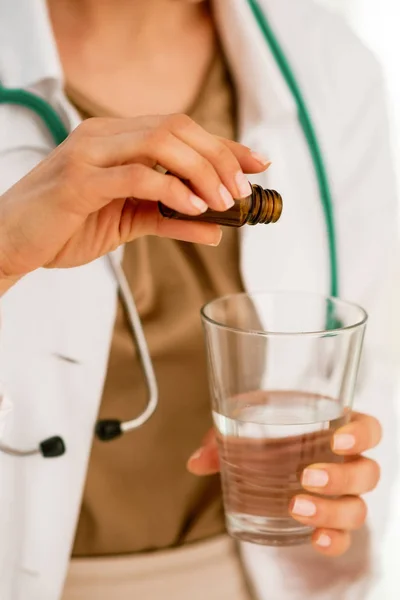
[
  {"x1": 121, "y1": 200, "x2": 222, "y2": 246},
  {"x1": 187, "y1": 429, "x2": 220, "y2": 476}
]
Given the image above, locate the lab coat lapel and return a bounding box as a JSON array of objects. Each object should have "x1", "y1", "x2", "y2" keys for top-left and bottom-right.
[
  {"x1": 213, "y1": 0, "x2": 296, "y2": 129},
  {"x1": 0, "y1": 26, "x2": 121, "y2": 595},
  {"x1": 0, "y1": 259, "x2": 119, "y2": 598},
  {"x1": 214, "y1": 0, "x2": 330, "y2": 299}
]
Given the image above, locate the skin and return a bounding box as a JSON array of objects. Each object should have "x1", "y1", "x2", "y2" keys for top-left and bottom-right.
[
  {"x1": 0, "y1": 0, "x2": 382, "y2": 558},
  {"x1": 188, "y1": 412, "x2": 382, "y2": 556},
  {"x1": 0, "y1": 115, "x2": 268, "y2": 292}
]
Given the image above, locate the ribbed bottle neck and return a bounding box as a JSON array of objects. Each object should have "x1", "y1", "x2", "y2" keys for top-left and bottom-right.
[{"x1": 248, "y1": 185, "x2": 283, "y2": 224}]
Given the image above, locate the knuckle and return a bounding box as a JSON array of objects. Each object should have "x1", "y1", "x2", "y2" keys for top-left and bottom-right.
[
  {"x1": 329, "y1": 531, "x2": 352, "y2": 556},
  {"x1": 341, "y1": 464, "x2": 353, "y2": 494},
  {"x1": 354, "y1": 498, "x2": 368, "y2": 528},
  {"x1": 368, "y1": 460, "x2": 381, "y2": 490},
  {"x1": 212, "y1": 142, "x2": 236, "y2": 164},
  {"x1": 74, "y1": 118, "x2": 95, "y2": 136},
  {"x1": 325, "y1": 499, "x2": 340, "y2": 527},
  {"x1": 318, "y1": 496, "x2": 343, "y2": 529},
  {"x1": 72, "y1": 117, "x2": 105, "y2": 141},
  {"x1": 164, "y1": 174, "x2": 184, "y2": 200},
  {"x1": 66, "y1": 128, "x2": 100, "y2": 163},
  {"x1": 165, "y1": 113, "x2": 194, "y2": 132},
  {"x1": 193, "y1": 154, "x2": 214, "y2": 177},
  {"x1": 146, "y1": 127, "x2": 171, "y2": 148},
  {"x1": 127, "y1": 163, "x2": 148, "y2": 189},
  {"x1": 329, "y1": 463, "x2": 349, "y2": 495},
  {"x1": 79, "y1": 117, "x2": 111, "y2": 135},
  {"x1": 56, "y1": 155, "x2": 90, "y2": 205},
  {"x1": 64, "y1": 133, "x2": 86, "y2": 161}
]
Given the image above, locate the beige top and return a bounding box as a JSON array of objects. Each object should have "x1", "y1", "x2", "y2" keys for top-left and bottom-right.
[{"x1": 70, "y1": 51, "x2": 244, "y2": 556}]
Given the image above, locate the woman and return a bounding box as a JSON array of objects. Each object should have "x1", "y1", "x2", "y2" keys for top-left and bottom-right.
[{"x1": 0, "y1": 0, "x2": 397, "y2": 599}]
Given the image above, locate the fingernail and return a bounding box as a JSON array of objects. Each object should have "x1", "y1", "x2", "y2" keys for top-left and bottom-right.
[
  {"x1": 302, "y1": 468, "x2": 329, "y2": 488},
  {"x1": 333, "y1": 433, "x2": 355, "y2": 451},
  {"x1": 189, "y1": 448, "x2": 203, "y2": 462},
  {"x1": 316, "y1": 533, "x2": 331, "y2": 548},
  {"x1": 235, "y1": 171, "x2": 252, "y2": 197},
  {"x1": 219, "y1": 184, "x2": 235, "y2": 209},
  {"x1": 292, "y1": 498, "x2": 317, "y2": 517},
  {"x1": 208, "y1": 228, "x2": 223, "y2": 247},
  {"x1": 189, "y1": 193, "x2": 208, "y2": 214},
  {"x1": 251, "y1": 151, "x2": 271, "y2": 167}
]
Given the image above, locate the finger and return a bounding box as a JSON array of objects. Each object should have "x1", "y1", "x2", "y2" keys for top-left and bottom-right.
[
  {"x1": 219, "y1": 138, "x2": 271, "y2": 173},
  {"x1": 66, "y1": 115, "x2": 169, "y2": 141},
  {"x1": 301, "y1": 457, "x2": 380, "y2": 496},
  {"x1": 72, "y1": 115, "x2": 271, "y2": 174},
  {"x1": 290, "y1": 494, "x2": 367, "y2": 531},
  {"x1": 72, "y1": 115, "x2": 167, "y2": 138},
  {"x1": 163, "y1": 115, "x2": 271, "y2": 178},
  {"x1": 79, "y1": 114, "x2": 272, "y2": 185},
  {"x1": 70, "y1": 116, "x2": 271, "y2": 206},
  {"x1": 89, "y1": 163, "x2": 212, "y2": 216},
  {"x1": 186, "y1": 435, "x2": 220, "y2": 476},
  {"x1": 167, "y1": 115, "x2": 264, "y2": 198},
  {"x1": 120, "y1": 200, "x2": 222, "y2": 246},
  {"x1": 312, "y1": 529, "x2": 352, "y2": 557},
  {"x1": 332, "y1": 412, "x2": 382, "y2": 456},
  {"x1": 91, "y1": 129, "x2": 235, "y2": 211}
]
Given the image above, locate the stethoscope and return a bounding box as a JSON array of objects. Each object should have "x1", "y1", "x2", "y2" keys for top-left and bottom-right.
[{"x1": 0, "y1": 0, "x2": 338, "y2": 458}]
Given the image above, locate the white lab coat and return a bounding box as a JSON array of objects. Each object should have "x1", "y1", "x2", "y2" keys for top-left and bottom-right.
[{"x1": 0, "y1": 1, "x2": 398, "y2": 599}]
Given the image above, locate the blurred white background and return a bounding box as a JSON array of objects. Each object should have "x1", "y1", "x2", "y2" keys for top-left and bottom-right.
[
  {"x1": 319, "y1": 0, "x2": 400, "y2": 193},
  {"x1": 318, "y1": 1, "x2": 400, "y2": 598}
]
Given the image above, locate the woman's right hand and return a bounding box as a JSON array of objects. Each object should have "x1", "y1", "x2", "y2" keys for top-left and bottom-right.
[{"x1": 0, "y1": 114, "x2": 270, "y2": 293}]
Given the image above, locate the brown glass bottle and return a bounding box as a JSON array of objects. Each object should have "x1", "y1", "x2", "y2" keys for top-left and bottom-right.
[{"x1": 158, "y1": 183, "x2": 283, "y2": 227}]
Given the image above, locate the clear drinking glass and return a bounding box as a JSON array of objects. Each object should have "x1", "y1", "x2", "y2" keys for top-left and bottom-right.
[{"x1": 201, "y1": 291, "x2": 367, "y2": 546}]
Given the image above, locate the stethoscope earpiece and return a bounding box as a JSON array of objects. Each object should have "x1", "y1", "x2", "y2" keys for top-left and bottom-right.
[
  {"x1": 95, "y1": 420, "x2": 123, "y2": 441},
  {"x1": 0, "y1": 435, "x2": 66, "y2": 458},
  {"x1": 40, "y1": 436, "x2": 66, "y2": 458}
]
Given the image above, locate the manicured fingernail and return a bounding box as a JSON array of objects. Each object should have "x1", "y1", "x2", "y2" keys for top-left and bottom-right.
[
  {"x1": 251, "y1": 151, "x2": 271, "y2": 167},
  {"x1": 302, "y1": 468, "x2": 329, "y2": 488},
  {"x1": 333, "y1": 433, "x2": 355, "y2": 451},
  {"x1": 189, "y1": 193, "x2": 208, "y2": 213},
  {"x1": 219, "y1": 184, "x2": 235, "y2": 209},
  {"x1": 208, "y1": 228, "x2": 223, "y2": 247},
  {"x1": 189, "y1": 448, "x2": 203, "y2": 461},
  {"x1": 316, "y1": 533, "x2": 331, "y2": 548},
  {"x1": 292, "y1": 498, "x2": 317, "y2": 517},
  {"x1": 235, "y1": 171, "x2": 252, "y2": 197}
]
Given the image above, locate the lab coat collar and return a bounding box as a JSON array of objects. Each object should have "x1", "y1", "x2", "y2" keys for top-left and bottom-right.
[
  {"x1": 213, "y1": 0, "x2": 297, "y2": 127},
  {"x1": 0, "y1": 0, "x2": 296, "y2": 124},
  {"x1": 0, "y1": 0, "x2": 63, "y2": 90}
]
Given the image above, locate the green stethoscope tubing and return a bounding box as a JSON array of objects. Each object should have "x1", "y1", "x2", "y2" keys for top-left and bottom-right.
[
  {"x1": 247, "y1": 0, "x2": 338, "y2": 298},
  {"x1": 0, "y1": 87, "x2": 69, "y2": 146},
  {"x1": 0, "y1": 0, "x2": 338, "y2": 298}
]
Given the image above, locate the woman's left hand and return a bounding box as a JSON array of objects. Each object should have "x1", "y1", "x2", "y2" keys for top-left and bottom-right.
[{"x1": 187, "y1": 412, "x2": 382, "y2": 557}]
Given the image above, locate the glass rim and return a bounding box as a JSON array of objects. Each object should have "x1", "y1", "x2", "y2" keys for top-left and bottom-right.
[{"x1": 200, "y1": 290, "x2": 368, "y2": 338}]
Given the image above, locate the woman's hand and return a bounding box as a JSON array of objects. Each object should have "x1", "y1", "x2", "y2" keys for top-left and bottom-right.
[
  {"x1": 187, "y1": 412, "x2": 382, "y2": 557},
  {"x1": 0, "y1": 114, "x2": 269, "y2": 292}
]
